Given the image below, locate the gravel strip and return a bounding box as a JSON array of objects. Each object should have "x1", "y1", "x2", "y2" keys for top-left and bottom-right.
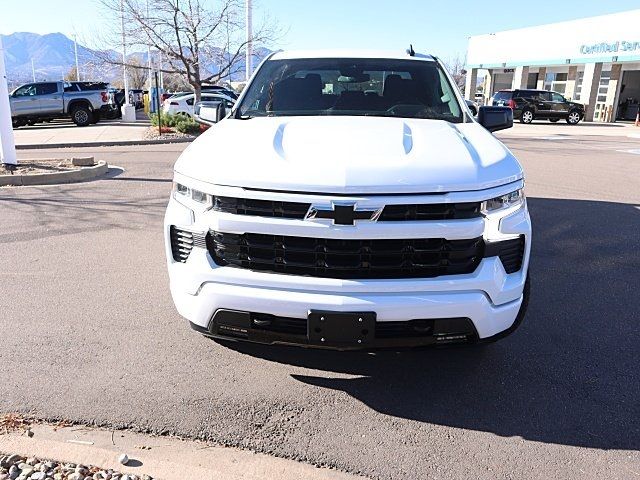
[
  {"x1": 142, "y1": 127, "x2": 197, "y2": 141},
  {"x1": 0, "y1": 454, "x2": 152, "y2": 480}
]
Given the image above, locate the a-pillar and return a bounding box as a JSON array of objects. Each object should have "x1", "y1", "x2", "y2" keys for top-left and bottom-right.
[
  {"x1": 464, "y1": 68, "x2": 478, "y2": 100},
  {"x1": 604, "y1": 64, "x2": 622, "y2": 122},
  {"x1": 511, "y1": 66, "x2": 529, "y2": 89},
  {"x1": 564, "y1": 66, "x2": 578, "y2": 100},
  {"x1": 581, "y1": 62, "x2": 603, "y2": 122},
  {"x1": 536, "y1": 67, "x2": 546, "y2": 90}
]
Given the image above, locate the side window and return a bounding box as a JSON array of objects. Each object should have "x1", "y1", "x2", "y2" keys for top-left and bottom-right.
[
  {"x1": 36, "y1": 83, "x2": 59, "y2": 95},
  {"x1": 519, "y1": 91, "x2": 536, "y2": 99},
  {"x1": 186, "y1": 98, "x2": 194, "y2": 106},
  {"x1": 13, "y1": 85, "x2": 36, "y2": 97},
  {"x1": 538, "y1": 92, "x2": 552, "y2": 101},
  {"x1": 551, "y1": 93, "x2": 564, "y2": 102}
]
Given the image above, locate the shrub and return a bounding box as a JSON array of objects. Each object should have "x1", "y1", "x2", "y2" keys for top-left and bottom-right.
[
  {"x1": 149, "y1": 112, "x2": 180, "y2": 128},
  {"x1": 175, "y1": 118, "x2": 201, "y2": 135}
]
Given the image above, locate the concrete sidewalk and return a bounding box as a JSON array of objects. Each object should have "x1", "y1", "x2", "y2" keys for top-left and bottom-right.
[
  {"x1": 496, "y1": 120, "x2": 640, "y2": 139},
  {"x1": 12, "y1": 114, "x2": 151, "y2": 147}
]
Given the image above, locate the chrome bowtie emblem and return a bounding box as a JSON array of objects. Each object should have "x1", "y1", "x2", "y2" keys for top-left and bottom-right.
[{"x1": 306, "y1": 203, "x2": 382, "y2": 226}]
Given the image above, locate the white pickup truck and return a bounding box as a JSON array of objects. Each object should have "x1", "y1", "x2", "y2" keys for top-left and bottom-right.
[
  {"x1": 164, "y1": 49, "x2": 531, "y2": 349},
  {"x1": 10, "y1": 81, "x2": 112, "y2": 127}
]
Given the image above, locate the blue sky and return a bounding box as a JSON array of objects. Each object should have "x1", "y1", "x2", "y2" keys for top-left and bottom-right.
[{"x1": 1, "y1": 0, "x2": 639, "y2": 61}]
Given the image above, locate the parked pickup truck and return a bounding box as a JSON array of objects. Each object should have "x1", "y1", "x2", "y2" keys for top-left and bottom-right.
[
  {"x1": 165, "y1": 49, "x2": 530, "y2": 349},
  {"x1": 10, "y1": 81, "x2": 113, "y2": 127}
]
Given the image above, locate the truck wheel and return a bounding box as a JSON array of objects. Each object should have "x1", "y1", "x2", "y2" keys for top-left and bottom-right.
[
  {"x1": 566, "y1": 110, "x2": 581, "y2": 125},
  {"x1": 71, "y1": 106, "x2": 91, "y2": 126},
  {"x1": 520, "y1": 109, "x2": 534, "y2": 124},
  {"x1": 90, "y1": 111, "x2": 101, "y2": 124}
]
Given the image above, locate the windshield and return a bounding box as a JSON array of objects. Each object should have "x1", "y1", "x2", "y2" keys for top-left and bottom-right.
[{"x1": 238, "y1": 58, "x2": 463, "y2": 122}]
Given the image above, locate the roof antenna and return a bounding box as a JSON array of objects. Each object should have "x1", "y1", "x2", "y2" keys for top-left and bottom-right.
[{"x1": 407, "y1": 44, "x2": 415, "y2": 57}]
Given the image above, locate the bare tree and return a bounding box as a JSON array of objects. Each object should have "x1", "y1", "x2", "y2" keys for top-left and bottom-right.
[
  {"x1": 443, "y1": 54, "x2": 467, "y2": 94},
  {"x1": 95, "y1": 0, "x2": 279, "y2": 101},
  {"x1": 64, "y1": 66, "x2": 79, "y2": 82},
  {"x1": 127, "y1": 57, "x2": 150, "y2": 89}
]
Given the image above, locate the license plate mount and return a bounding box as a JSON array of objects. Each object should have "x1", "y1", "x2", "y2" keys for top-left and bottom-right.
[{"x1": 308, "y1": 311, "x2": 376, "y2": 346}]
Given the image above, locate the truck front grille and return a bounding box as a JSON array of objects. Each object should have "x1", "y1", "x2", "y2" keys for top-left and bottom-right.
[
  {"x1": 211, "y1": 196, "x2": 481, "y2": 221},
  {"x1": 207, "y1": 231, "x2": 484, "y2": 279},
  {"x1": 213, "y1": 196, "x2": 311, "y2": 218}
]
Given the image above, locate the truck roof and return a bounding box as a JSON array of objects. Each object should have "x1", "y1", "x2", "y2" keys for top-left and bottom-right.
[{"x1": 269, "y1": 49, "x2": 436, "y2": 61}]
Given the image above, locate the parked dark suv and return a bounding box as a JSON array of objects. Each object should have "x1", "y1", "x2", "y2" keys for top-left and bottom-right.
[{"x1": 492, "y1": 89, "x2": 585, "y2": 125}]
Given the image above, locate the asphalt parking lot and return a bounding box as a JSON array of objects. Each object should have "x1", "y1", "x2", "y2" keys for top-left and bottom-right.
[{"x1": 1, "y1": 128, "x2": 639, "y2": 479}]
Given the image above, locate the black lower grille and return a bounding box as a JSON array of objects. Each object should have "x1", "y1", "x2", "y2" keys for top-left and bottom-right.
[
  {"x1": 376, "y1": 317, "x2": 476, "y2": 341},
  {"x1": 170, "y1": 226, "x2": 194, "y2": 263},
  {"x1": 485, "y1": 235, "x2": 525, "y2": 274},
  {"x1": 213, "y1": 310, "x2": 476, "y2": 342},
  {"x1": 207, "y1": 232, "x2": 484, "y2": 279}
]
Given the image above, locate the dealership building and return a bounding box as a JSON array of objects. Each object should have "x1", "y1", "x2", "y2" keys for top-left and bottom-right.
[{"x1": 465, "y1": 9, "x2": 640, "y2": 122}]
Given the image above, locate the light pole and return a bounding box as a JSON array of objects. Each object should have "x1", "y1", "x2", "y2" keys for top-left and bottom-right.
[
  {"x1": 245, "y1": 0, "x2": 252, "y2": 82},
  {"x1": 146, "y1": 0, "x2": 152, "y2": 89},
  {"x1": 120, "y1": 0, "x2": 136, "y2": 121},
  {"x1": 0, "y1": 36, "x2": 17, "y2": 166},
  {"x1": 74, "y1": 34, "x2": 80, "y2": 81}
]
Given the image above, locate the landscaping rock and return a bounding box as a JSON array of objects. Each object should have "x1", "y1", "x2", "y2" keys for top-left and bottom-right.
[{"x1": 71, "y1": 157, "x2": 95, "y2": 167}]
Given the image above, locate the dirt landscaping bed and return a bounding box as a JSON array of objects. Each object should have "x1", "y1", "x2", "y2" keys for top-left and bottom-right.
[{"x1": 1, "y1": 159, "x2": 80, "y2": 176}]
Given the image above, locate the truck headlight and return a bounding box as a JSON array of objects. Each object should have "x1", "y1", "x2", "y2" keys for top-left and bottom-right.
[
  {"x1": 481, "y1": 189, "x2": 524, "y2": 214},
  {"x1": 173, "y1": 182, "x2": 212, "y2": 209}
]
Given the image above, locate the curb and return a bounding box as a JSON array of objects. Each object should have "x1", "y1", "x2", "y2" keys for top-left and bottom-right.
[
  {"x1": 15, "y1": 138, "x2": 193, "y2": 150},
  {"x1": 0, "y1": 424, "x2": 362, "y2": 480},
  {"x1": 0, "y1": 161, "x2": 109, "y2": 187}
]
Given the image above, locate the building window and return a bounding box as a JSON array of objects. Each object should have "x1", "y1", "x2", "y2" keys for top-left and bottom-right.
[
  {"x1": 574, "y1": 72, "x2": 584, "y2": 101},
  {"x1": 597, "y1": 71, "x2": 611, "y2": 103}
]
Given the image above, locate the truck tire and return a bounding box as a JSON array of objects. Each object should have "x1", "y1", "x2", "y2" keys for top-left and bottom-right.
[
  {"x1": 71, "y1": 105, "x2": 91, "y2": 126},
  {"x1": 90, "y1": 111, "x2": 101, "y2": 124}
]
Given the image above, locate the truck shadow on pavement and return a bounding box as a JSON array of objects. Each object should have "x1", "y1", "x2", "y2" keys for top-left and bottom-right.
[{"x1": 223, "y1": 197, "x2": 640, "y2": 451}]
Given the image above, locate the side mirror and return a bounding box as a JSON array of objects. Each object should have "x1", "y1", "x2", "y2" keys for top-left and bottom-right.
[
  {"x1": 194, "y1": 100, "x2": 226, "y2": 126},
  {"x1": 477, "y1": 106, "x2": 513, "y2": 132}
]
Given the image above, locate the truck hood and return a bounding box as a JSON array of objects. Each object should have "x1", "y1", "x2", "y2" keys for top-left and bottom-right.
[{"x1": 175, "y1": 116, "x2": 523, "y2": 194}]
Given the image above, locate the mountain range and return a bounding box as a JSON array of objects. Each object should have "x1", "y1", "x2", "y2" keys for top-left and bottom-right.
[{"x1": 1, "y1": 32, "x2": 270, "y2": 89}]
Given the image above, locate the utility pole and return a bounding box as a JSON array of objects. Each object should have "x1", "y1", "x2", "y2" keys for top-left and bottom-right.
[
  {"x1": 31, "y1": 59, "x2": 36, "y2": 82},
  {"x1": 74, "y1": 34, "x2": 80, "y2": 81},
  {"x1": 0, "y1": 36, "x2": 17, "y2": 166},
  {"x1": 245, "y1": 0, "x2": 252, "y2": 82}
]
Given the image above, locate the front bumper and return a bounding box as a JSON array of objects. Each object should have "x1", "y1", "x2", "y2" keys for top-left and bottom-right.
[{"x1": 164, "y1": 183, "x2": 532, "y2": 348}]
